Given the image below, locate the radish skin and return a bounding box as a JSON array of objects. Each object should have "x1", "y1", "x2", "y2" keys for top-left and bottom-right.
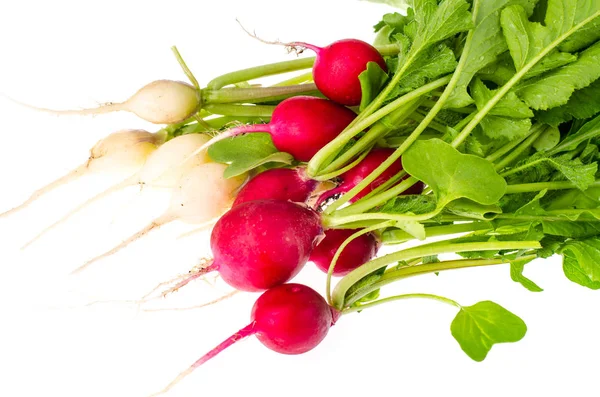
[
  {"x1": 11, "y1": 80, "x2": 201, "y2": 124},
  {"x1": 0, "y1": 129, "x2": 160, "y2": 219},
  {"x1": 311, "y1": 228, "x2": 380, "y2": 276},
  {"x1": 22, "y1": 133, "x2": 213, "y2": 248},
  {"x1": 232, "y1": 167, "x2": 317, "y2": 207},
  {"x1": 151, "y1": 283, "x2": 337, "y2": 396},
  {"x1": 71, "y1": 162, "x2": 246, "y2": 274}
]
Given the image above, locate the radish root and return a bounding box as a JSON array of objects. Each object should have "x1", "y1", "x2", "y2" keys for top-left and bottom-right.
[
  {"x1": 0, "y1": 162, "x2": 89, "y2": 219},
  {"x1": 149, "y1": 323, "x2": 256, "y2": 396},
  {"x1": 71, "y1": 216, "x2": 172, "y2": 275},
  {"x1": 140, "y1": 258, "x2": 217, "y2": 301},
  {"x1": 21, "y1": 175, "x2": 138, "y2": 249}
]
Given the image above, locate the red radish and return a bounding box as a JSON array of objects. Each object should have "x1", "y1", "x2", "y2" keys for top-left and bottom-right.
[
  {"x1": 158, "y1": 200, "x2": 323, "y2": 294},
  {"x1": 187, "y1": 96, "x2": 356, "y2": 163},
  {"x1": 291, "y1": 39, "x2": 387, "y2": 106},
  {"x1": 0, "y1": 129, "x2": 161, "y2": 219},
  {"x1": 232, "y1": 167, "x2": 317, "y2": 207},
  {"x1": 210, "y1": 200, "x2": 323, "y2": 291},
  {"x1": 311, "y1": 228, "x2": 380, "y2": 276},
  {"x1": 151, "y1": 283, "x2": 339, "y2": 396},
  {"x1": 317, "y1": 148, "x2": 424, "y2": 207},
  {"x1": 11, "y1": 80, "x2": 201, "y2": 124}
]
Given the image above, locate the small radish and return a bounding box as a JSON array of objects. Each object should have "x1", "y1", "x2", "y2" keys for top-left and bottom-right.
[
  {"x1": 185, "y1": 96, "x2": 356, "y2": 163},
  {"x1": 232, "y1": 167, "x2": 317, "y2": 207},
  {"x1": 151, "y1": 283, "x2": 339, "y2": 396},
  {"x1": 12, "y1": 80, "x2": 201, "y2": 124},
  {"x1": 0, "y1": 129, "x2": 161, "y2": 219},
  {"x1": 291, "y1": 39, "x2": 387, "y2": 106},
  {"x1": 156, "y1": 199, "x2": 323, "y2": 294},
  {"x1": 311, "y1": 228, "x2": 380, "y2": 276},
  {"x1": 317, "y1": 148, "x2": 424, "y2": 207},
  {"x1": 71, "y1": 162, "x2": 246, "y2": 274},
  {"x1": 22, "y1": 133, "x2": 213, "y2": 247}
]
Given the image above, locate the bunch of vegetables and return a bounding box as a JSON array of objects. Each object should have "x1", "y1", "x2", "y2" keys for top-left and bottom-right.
[{"x1": 3, "y1": 0, "x2": 600, "y2": 395}]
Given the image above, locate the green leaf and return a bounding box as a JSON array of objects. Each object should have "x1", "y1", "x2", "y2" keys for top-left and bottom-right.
[
  {"x1": 533, "y1": 126, "x2": 560, "y2": 151},
  {"x1": 388, "y1": 43, "x2": 458, "y2": 100},
  {"x1": 445, "y1": 198, "x2": 502, "y2": 220},
  {"x1": 471, "y1": 78, "x2": 533, "y2": 142},
  {"x1": 543, "y1": 221, "x2": 600, "y2": 238},
  {"x1": 207, "y1": 133, "x2": 294, "y2": 178},
  {"x1": 537, "y1": 79, "x2": 600, "y2": 126},
  {"x1": 451, "y1": 301, "x2": 527, "y2": 361},
  {"x1": 409, "y1": 0, "x2": 474, "y2": 51},
  {"x1": 359, "y1": 62, "x2": 390, "y2": 111},
  {"x1": 501, "y1": 2, "x2": 600, "y2": 73},
  {"x1": 403, "y1": 139, "x2": 507, "y2": 207},
  {"x1": 560, "y1": 238, "x2": 600, "y2": 289},
  {"x1": 510, "y1": 256, "x2": 544, "y2": 292},
  {"x1": 516, "y1": 41, "x2": 600, "y2": 110},
  {"x1": 378, "y1": 194, "x2": 437, "y2": 214},
  {"x1": 548, "y1": 113, "x2": 600, "y2": 153},
  {"x1": 446, "y1": 0, "x2": 537, "y2": 108},
  {"x1": 393, "y1": 220, "x2": 426, "y2": 240}
]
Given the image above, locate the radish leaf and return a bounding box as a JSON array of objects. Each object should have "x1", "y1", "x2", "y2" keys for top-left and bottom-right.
[{"x1": 451, "y1": 301, "x2": 527, "y2": 361}]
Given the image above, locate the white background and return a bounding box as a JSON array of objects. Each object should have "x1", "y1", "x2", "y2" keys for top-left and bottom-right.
[{"x1": 0, "y1": 1, "x2": 599, "y2": 396}]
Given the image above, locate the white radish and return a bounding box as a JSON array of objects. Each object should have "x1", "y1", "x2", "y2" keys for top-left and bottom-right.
[
  {"x1": 22, "y1": 133, "x2": 213, "y2": 248},
  {"x1": 10, "y1": 80, "x2": 201, "y2": 124},
  {"x1": 71, "y1": 162, "x2": 246, "y2": 274},
  {"x1": 0, "y1": 129, "x2": 161, "y2": 219}
]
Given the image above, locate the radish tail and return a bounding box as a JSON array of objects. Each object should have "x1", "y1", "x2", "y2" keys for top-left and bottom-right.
[
  {"x1": 21, "y1": 175, "x2": 137, "y2": 249},
  {"x1": 149, "y1": 323, "x2": 256, "y2": 396},
  {"x1": 8, "y1": 94, "x2": 127, "y2": 117},
  {"x1": 0, "y1": 162, "x2": 89, "y2": 219},
  {"x1": 140, "y1": 259, "x2": 217, "y2": 302},
  {"x1": 71, "y1": 215, "x2": 171, "y2": 275}
]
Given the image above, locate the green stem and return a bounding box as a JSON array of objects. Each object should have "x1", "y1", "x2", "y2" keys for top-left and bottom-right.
[
  {"x1": 344, "y1": 254, "x2": 538, "y2": 307},
  {"x1": 202, "y1": 84, "x2": 319, "y2": 104},
  {"x1": 486, "y1": 123, "x2": 545, "y2": 164},
  {"x1": 495, "y1": 124, "x2": 546, "y2": 171},
  {"x1": 326, "y1": 222, "x2": 393, "y2": 306},
  {"x1": 381, "y1": 221, "x2": 492, "y2": 244},
  {"x1": 322, "y1": 209, "x2": 441, "y2": 228},
  {"x1": 320, "y1": 98, "x2": 425, "y2": 176},
  {"x1": 505, "y1": 180, "x2": 600, "y2": 194},
  {"x1": 171, "y1": 46, "x2": 200, "y2": 89},
  {"x1": 307, "y1": 76, "x2": 452, "y2": 177},
  {"x1": 271, "y1": 71, "x2": 313, "y2": 86},
  {"x1": 342, "y1": 293, "x2": 461, "y2": 314},
  {"x1": 410, "y1": 110, "x2": 449, "y2": 134},
  {"x1": 207, "y1": 57, "x2": 315, "y2": 90},
  {"x1": 495, "y1": 213, "x2": 600, "y2": 222},
  {"x1": 332, "y1": 241, "x2": 540, "y2": 309},
  {"x1": 451, "y1": 11, "x2": 600, "y2": 147},
  {"x1": 203, "y1": 104, "x2": 275, "y2": 118},
  {"x1": 332, "y1": 176, "x2": 419, "y2": 217},
  {"x1": 312, "y1": 146, "x2": 373, "y2": 182}
]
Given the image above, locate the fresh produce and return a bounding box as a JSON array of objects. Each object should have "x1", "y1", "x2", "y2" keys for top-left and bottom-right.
[{"x1": 3, "y1": 0, "x2": 600, "y2": 396}]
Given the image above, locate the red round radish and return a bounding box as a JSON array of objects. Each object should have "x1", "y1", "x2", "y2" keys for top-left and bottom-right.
[
  {"x1": 311, "y1": 228, "x2": 380, "y2": 276},
  {"x1": 191, "y1": 96, "x2": 356, "y2": 163},
  {"x1": 233, "y1": 168, "x2": 317, "y2": 207},
  {"x1": 151, "y1": 283, "x2": 339, "y2": 395},
  {"x1": 317, "y1": 148, "x2": 424, "y2": 206},
  {"x1": 210, "y1": 200, "x2": 323, "y2": 291},
  {"x1": 296, "y1": 39, "x2": 387, "y2": 106},
  {"x1": 251, "y1": 283, "x2": 337, "y2": 354}
]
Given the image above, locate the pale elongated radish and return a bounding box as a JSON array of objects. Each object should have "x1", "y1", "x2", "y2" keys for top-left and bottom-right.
[
  {"x1": 71, "y1": 162, "x2": 246, "y2": 274},
  {"x1": 0, "y1": 129, "x2": 161, "y2": 219},
  {"x1": 22, "y1": 133, "x2": 213, "y2": 248},
  {"x1": 10, "y1": 80, "x2": 201, "y2": 124}
]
